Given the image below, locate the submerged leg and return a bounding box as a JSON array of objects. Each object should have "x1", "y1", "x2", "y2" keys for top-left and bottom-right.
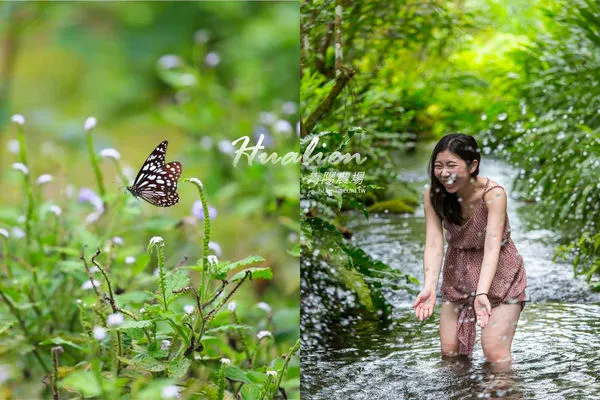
[
  {"x1": 439, "y1": 300, "x2": 461, "y2": 357},
  {"x1": 480, "y1": 303, "x2": 521, "y2": 371}
]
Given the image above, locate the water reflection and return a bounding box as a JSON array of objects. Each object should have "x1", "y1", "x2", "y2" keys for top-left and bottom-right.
[{"x1": 301, "y1": 148, "x2": 600, "y2": 399}]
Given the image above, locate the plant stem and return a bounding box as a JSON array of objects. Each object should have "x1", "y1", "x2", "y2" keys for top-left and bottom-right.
[
  {"x1": 16, "y1": 123, "x2": 36, "y2": 250},
  {"x1": 0, "y1": 288, "x2": 48, "y2": 372},
  {"x1": 86, "y1": 129, "x2": 106, "y2": 201},
  {"x1": 51, "y1": 346, "x2": 63, "y2": 400},
  {"x1": 275, "y1": 338, "x2": 300, "y2": 392}
]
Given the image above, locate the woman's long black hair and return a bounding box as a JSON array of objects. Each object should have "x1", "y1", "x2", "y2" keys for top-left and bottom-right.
[{"x1": 428, "y1": 133, "x2": 481, "y2": 225}]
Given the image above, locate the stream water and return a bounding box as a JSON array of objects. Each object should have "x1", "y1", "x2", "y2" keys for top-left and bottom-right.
[{"x1": 301, "y1": 143, "x2": 600, "y2": 399}]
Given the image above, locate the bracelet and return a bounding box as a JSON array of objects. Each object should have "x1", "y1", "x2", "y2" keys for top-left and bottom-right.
[{"x1": 475, "y1": 293, "x2": 488, "y2": 298}]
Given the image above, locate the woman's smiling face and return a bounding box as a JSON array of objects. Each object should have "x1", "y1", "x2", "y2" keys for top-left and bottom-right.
[{"x1": 434, "y1": 150, "x2": 474, "y2": 193}]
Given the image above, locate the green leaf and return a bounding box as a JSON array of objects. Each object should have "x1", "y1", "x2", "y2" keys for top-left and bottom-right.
[
  {"x1": 60, "y1": 371, "x2": 102, "y2": 397},
  {"x1": 205, "y1": 324, "x2": 252, "y2": 334},
  {"x1": 39, "y1": 337, "x2": 83, "y2": 350},
  {"x1": 165, "y1": 270, "x2": 190, "y2": 303},
  {"x1": 229, "y1": 267, "x2": 272, "y2": 282},
  {"x1": 224, "y1": 365, "x2": 255, "y2": 384},
  {"x1": 168, "y1": 358, "x2": 191, "y2": 379},
  {"x1": 113, "y1": 320, "x2": 153, "y2": 330}
]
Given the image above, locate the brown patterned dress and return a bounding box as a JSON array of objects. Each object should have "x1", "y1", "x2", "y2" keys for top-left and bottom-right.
[{"x1": 441, "y1": 177, "x2": 527, "y2": 356}]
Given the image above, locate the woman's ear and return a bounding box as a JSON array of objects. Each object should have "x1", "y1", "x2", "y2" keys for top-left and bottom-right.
[{"x1": 469, "y1": 160, "x2": 478, "y2": 174}]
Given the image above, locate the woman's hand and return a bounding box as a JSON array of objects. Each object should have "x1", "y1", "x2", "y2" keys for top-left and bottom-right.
[
  {"x1": 412, "y1": 288, "x2": 436, "y2": 321},
  {"x1": 474, "y1": 294, "x2": 492, "y2": 328}
]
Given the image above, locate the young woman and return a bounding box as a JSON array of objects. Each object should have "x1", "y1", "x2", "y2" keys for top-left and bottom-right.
[{"x1": 412, "y1": 133, "x2": 527, "y2": 369}]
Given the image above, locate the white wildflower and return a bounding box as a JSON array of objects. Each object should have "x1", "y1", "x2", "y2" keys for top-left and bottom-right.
[
  {"x1": 0, "y1": 229, "x2": 9, "y2": 239},
  {"x1": 257, "y1": 330, "x2": 272, "y2": 340},
  {"x1": 89, "y1": 266, "x2": 99, "y2": 273},
  {"x1": 11, "y1": 227, "x2": 25, "y2": 239},
  {"x1": 100, "y1": 148, "x2": 121, "y2": 160},
  {"x1": 266, "y1": 370, "x2": 277, "y2": 377},
  {"x1": 205, "y1": 52, "x2": 221, "y2": 67},
  {"x1": 11, "y1": 114, "x2": 25, "y2": 125},
  {"x1": 12, "y1": 163, "x2": 28, "y2": 175},
  {"x1": 181, "y1": 73, "x2": 197, "y2": 86},
  {"x1": 85, "y1": 210, "x2": 104, "y2": 224},
  {"x1": 161, "y1": 384, "x2": 180, "y2": 399},
  {"x1": 84, "y1": 117, "x2": 97, "y2": 132},
  {"x1": 273, "y1": 119, "x2": 293, "y2": 135},
  {"x1": 183, "y1": 304, "x2": 195, "y2": 314},
  {"x1": 207, "y1": 255, "x2": 218, "y2": 266},
  {"x1": 93, "y1": 326, "x2": 107, "y2": 340},
  {"x1": 228, "y1": 301, "x2": 237, "y2": 313},
  {"x1": 194, "y1": 29, "x2": 210, "y2": 44},
  {"x1": 125, "y1": 256, "x2": 136, "y2": 265},
  {"x1": 208, "y1": 241, "x2": 222, "y2": 256},
  {"x1": 0, "y1": 365, "x2": 11, "y2": 385},
  {"x1": 259, "y1": 112, "x2": 277, "y2": 125},
  {"x1": 188, "y1": 177, "x2": 203, "y2": 189},
  {"x1": 112, "y1": 236, "x2": 124, "y2": 245},
  {"x1": 49, "y1": 205, "x2": 62, "y2": 216},
  {"x1": 107, "y1": 313, "x2": 124, "y2": 327},
  {"x1": 81, "y1": 279, "x2": 99, "y2": 290},
  {"x1": 161, "y1": 339, "x2": 172, "y2": 351},
  {"x1": 35, "y1": 174, "x2": 53, "y2": 185},
  {"x1": 158, "y1": 54, "x2": 181, "y2": 69},
  {"x1": 217, "y1": 140, "x2": 234, "y2": 155},
  {"x1": 200, "y1": 137, "x2": 213, "y2": 150},
  {"x1": 149, "y1": 236, "x2": 164, "y2": 246},
  {"x1": 257, "y1": 302, "x2": 272, "y2": 313},
  {"x1": 220, "y1": 358, "x2": 231, "y2": 365},
  {"x1": 282, "y1": 101, "x2": 297, "y2": 115},
  {"x1": 7, "y1": 139, "x2": 19, "y2": 154}
]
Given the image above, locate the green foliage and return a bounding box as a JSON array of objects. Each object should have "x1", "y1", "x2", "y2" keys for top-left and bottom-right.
[
  {"x1": 300, "y1": 129, "x2": 417, "y2": 316},
  {"x1": 480, "y1": 0, "x2": 600, "y2": 283}
]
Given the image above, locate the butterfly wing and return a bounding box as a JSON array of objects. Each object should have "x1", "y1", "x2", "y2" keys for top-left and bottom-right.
[
  {"x1": 132, "y1": 140, "x2": 168, "y2": 188},
  {"x1": 134, "y1": 157, "x2": 183, "y2": 207}
]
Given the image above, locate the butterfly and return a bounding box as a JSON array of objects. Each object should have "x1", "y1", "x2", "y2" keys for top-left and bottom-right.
[{"x1": 126, "y1": 140, "x2": 182, "y2": 207}]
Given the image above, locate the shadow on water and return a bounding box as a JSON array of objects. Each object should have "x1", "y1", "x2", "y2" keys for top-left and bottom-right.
[{"x1": 301, "y1": 143, "x2": 600, "y2": 399}]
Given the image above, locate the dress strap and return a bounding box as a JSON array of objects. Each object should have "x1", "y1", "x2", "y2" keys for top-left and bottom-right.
[{"x1": 482, "y1": 178, "x2": 503, "y2": 200}]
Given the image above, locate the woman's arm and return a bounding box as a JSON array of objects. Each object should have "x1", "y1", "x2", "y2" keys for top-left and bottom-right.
[
  {"x1": 413, "y1": 186, "x2": 444, "y2": 321},
  {"x1": 423, "y1": 186, "x2": 444, "y2": 290},
  {"x1": 476, "y1": 187, "x2": 507, "y2": 295}
]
